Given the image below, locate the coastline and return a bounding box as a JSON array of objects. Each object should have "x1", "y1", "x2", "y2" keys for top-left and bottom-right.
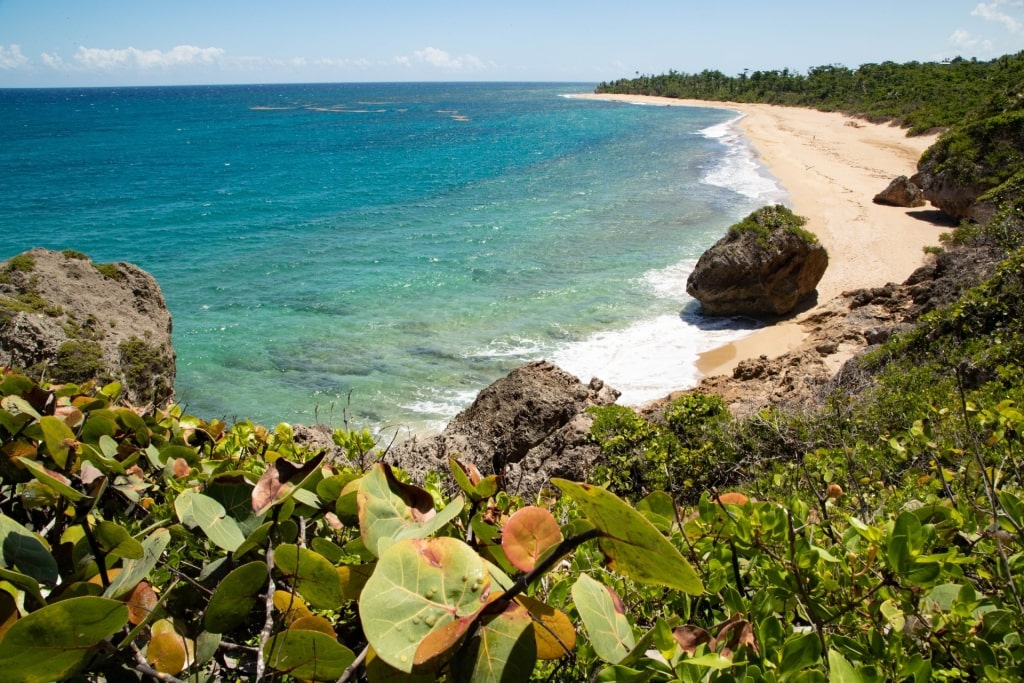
[{"x1": 570, "y1": 93, "x2": 942, "y2": 380}]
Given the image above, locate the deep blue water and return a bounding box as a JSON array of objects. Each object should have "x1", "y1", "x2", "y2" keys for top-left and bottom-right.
[{"x1": 0, "y1": 82, "x2": 785, "y2": 435}]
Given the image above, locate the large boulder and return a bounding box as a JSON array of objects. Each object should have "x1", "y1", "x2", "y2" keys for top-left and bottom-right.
[
  {"x1": 0, "y1": 249, "x2": 175, "y2": 405},
  {"x1": 873, "y1": 175, "x2": 925, "y2": 207},
  {"x1": 686, "y1": 205, "x2": 828, "y2": 316},
  {"x1": 386, "y1": 360, "x2": 620, "y2": 496},
  {"x1": 910, "y1": 111, "x2": 1024, "y2": 222}
]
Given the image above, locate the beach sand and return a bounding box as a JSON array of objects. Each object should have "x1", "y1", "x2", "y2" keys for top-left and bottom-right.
[{"x1": 572, "y1": 94, "x2": 943, "y2": 379}]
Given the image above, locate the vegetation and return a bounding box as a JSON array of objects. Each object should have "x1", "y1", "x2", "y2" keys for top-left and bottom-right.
[
  {"x1": 118, "y1": 336, "x2": 174, "y2": 405},
  {"x1": 597, "y1": 52, "x2": 1024, "y2": 135},
  {"x1": 727, "y1": 204, "x2": 816, "y2": 246},
  {"x1": 3, "y1": 53, "x2": 1024, "y2": 681}
]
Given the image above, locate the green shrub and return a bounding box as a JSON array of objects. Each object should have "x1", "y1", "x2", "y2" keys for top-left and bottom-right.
[
  {"x1": 119, "y1": 336, "x2": 172, "y2": 403},
  {"x1": 93, "y1": 262, "x2": 122, "y2": 280},
  {"x1": 727, "y1": 204, "x2": 817, "y2": 246},
  {"x1": 52, "y1": 339, "x2": 106, "y2": 384}
]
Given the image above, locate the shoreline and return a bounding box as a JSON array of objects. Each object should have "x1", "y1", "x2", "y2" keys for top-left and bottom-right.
[{"x1": 570, "y1": 93, "x2": 942, "y2": 380}]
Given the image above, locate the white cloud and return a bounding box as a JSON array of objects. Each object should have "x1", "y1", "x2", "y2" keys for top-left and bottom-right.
[
  {"x1": 949, "y1": 28, "x2": 996, "y2": 53},
  {"x1": 73, "y1": 45, "x2": 226, "y2": 70},
  {"x1": 407, "y1": 46, "x2": 484, "y2": 70},
  {"x1": 0, "y1": 44, "x2": 29, "y2": 69},
  {"x1": 972, "y1": 1, "x2": 1023, "y2": 32}
]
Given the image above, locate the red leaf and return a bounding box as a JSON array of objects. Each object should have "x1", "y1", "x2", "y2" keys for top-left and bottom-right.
[{"x1": 252, "y1": 452, "x2": 326, "y2": 515}]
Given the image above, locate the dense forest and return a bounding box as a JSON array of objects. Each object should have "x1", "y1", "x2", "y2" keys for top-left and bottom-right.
[
  {"x1": 3, "y1": 54, "x2": 1024, "y2": 681},
  {"x1": 597, "y1": 51, "x2": 1024, "y2": 134}
]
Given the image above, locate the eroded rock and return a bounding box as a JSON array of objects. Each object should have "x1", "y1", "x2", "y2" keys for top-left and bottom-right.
[
  {"x1": 385, "y1": 360, "x2": 619, "y2": 496},
  {"x1": 0, "y1": 248, "x2": 175, "y2": 405},
  {"x1": 686, "y1": 205, "x2": 829, "y2": 316}
]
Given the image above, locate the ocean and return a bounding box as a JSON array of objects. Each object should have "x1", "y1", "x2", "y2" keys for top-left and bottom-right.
[{"x1": 0, "y1": 82, "x2": 786, "y2": 435}]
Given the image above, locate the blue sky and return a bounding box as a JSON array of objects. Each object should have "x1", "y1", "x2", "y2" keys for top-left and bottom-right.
[{"x1": 1, "y1": 0, "x2": 1021, "y2": 87}]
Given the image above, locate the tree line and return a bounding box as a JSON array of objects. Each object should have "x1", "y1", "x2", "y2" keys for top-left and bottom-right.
[{"x1": 596, "y1": 52, "x2": 1024, "y2": 135}]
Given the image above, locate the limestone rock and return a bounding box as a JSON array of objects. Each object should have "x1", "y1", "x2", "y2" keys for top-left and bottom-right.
[
  {"x1": 873, "y1": 175, "x2": 925, "y2": 207},
  {"x1": 386, "y1": 360, "x2": 619, "y2": 496},
  {"x1": 0, "y1": 249, "x2": 175, "y2": 405},
  {"x1": 686, "y1": 205, "x2": 828, "y2": 316}
]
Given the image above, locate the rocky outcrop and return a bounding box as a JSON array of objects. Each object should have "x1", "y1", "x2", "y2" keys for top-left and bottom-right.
[
  {"x1": 385, "y1": 360, "x2": 620, "y2": 496},
  {"x1": 658, "y1": 241, "x2": 1002, "y2": 420},
  {"x1": 873, "y1": 175, "x2": 925, "y2": 207},
  {"x1": 911, "y1": 111, "x2": 1024, "y2": 222},
  {"x1": 0, "y1": 249, "x2": 175, "y2": 406},
  {"x1": 686, "y1": 205, "x2": 829, "y2": 317}
]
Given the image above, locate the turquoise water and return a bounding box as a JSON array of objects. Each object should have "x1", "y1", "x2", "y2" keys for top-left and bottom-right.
[{"x1": 0, "y1": 82, "x2": 785, "y2": 434}]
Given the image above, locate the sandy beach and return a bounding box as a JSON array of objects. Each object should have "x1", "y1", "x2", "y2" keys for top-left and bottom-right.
[{"x1": 571, "y1": 93, "x2": 943, "y2": 379}]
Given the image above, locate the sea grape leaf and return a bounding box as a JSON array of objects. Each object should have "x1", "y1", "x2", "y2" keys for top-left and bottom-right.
[
  {"x1": 126, "y1": 581, "x2": 158, "y2": 625},
  {"x1": 273, "y1": 544, "x2": 344, "y2": 610},
  {"x1": 39, "y1": 415, "x2": 76, "y2": 469},
  {"x1": 551, "y1": 480, "x2": 703, "y2": 594},
  {"x1": 501, "y1": 505, "x2": 563, "y2": 573},
  {"x1": 452, "y1": 599, "x2": 536, "y2": 683},
  {"x1": 449, "y1": 457, "x2": 500, "y2": 502},
  {"x1": 0, "y1": 596, "x2": 129, "y2": 683},
  {"x1": 0, "y1": 512, "x2": 58, "y2": 585},
  {"x1": 358, "y1": 463, "x2": 464, "y2": 557},
  {"x1": 205, "y1": 476, "x2": 261, "y2": 535},
  {"x1": 364, "y1": 647, "x2": 436, "y2": 682},
  {"x1": 204, "y1": 561, "x2": 269, "y2": 633},
  {"x1": 251, "y1": 452, "x2": 325, "y2": 516},
  {"x1": 337, "y1": 563, "x2": 375, "y2": 601},
  {"x1": 572, "y1": 573, "x2": 635, "y2": 665},
  {"x1": 359, "y1": 536, "x2": 491, "y2": 673},
  {"x1": 104, "y1": 528, "x2": 171, "y2": 600},
  {"x1": 264, "y1": 629, "x2": 355, "y2": 681},
  {"x1": 93, "y1": 521, "x2": 144, "y2": 560},
  {"x1": 0, "y1": 567, "x2": 47, "y2": 607},
  {"x1": 147, "y1": 630, "x2": 188, "y2": 675},
  {"x1": 637, "y1": 491, "x2": 676, "y2": 533},
  {"x1": 828, "y1": 649, "x2": 864, "y2": 683},
  {"x1": 175, "y1": 489, "x2": 245, "y2": 553},
  {"x1": 778, "y1": 631, "x2": 821, "y2": 677},
  {"x1": 517, "y1": 595, "x2": 576, "y2": 660},
  {"x1": 16, "y1": 456, "x2": 89, "y2": 502},
  {"x1": 289, "y1": 614, "x2": 337, "y2": 637}
]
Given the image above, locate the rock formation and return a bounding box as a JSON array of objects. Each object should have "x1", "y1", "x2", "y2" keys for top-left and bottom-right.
[
  {"x1": 0, "y1": 248, "x2": 175, "y2": 406},
  {"x1": 656, "y1": 242, "x2": 1000, "y2": 420},
  {"x1": 686, "y1": 205, "x2": 829, "y2": 317},
  {"x1": 873, "y1": 175, "x2": 925, "y2": 207},
  {"x1": 384, "y1": 360, "x2": 620, "y2": 496}
]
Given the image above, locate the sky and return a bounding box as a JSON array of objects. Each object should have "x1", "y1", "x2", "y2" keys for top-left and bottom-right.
[{"x1": 0, "y1": 0, "x2": 1022, "y2": 88}]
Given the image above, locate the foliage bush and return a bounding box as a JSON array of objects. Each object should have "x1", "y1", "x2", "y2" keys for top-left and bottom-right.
[
  {"x1": 2, "y1": 368, "x2": 1023, "y2": 681},
  {"x1": 727, "y1": 204, "x2": 816, "y2": 246}
]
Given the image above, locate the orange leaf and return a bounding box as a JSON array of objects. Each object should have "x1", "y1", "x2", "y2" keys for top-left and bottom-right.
[
  {"x1": 501, "y1": 506, "x2": 563, "y2": 573},
  {"x1": 126, "y1": 582, "x2": 158, "y2": 625}
]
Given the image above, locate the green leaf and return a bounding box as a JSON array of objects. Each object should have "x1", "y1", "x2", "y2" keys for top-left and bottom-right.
[
  {"x1": 452, "y1": 599, "x2": 537, "y2": 683},
  {"x1": 357, "y1": 463, "x2": 464, "y2": 557},
  {"x1": 0, "y1": 513, "x2": 58, "y2": 585},
  {"x1": 359, "y1": 537, "x2": 491, "y2": 673},
  {"x1": 0, "y1": 567, "x2": 47, "y2": 607},
  {"x1": 104, "y1": 528, "x2": 171, "y2": 599},
  {"x1": 0, "y1": 596, "x2": 128, "y2": 683},
  {"x1": 175, "y1": 489, "x2": 245, "y2": 553},
  {"x1": 501, "y1": 506, "x2": 563, "y2": 573},
  {"x1": 449, "y1": 458, "x2": 500, "y2": 502},
  {"x1": 552, "y1": 480, "x2": 703, "y2": 594},
  {"x1": 572, "y1": 573, "x2": 635, "y2": 665},
  {"x1": 16, "y1": 457, "x2": 89, "y2": 502},
  {"x1": 204, "y1": 561, "x2": 269, "y2": 633},
  {"x1": 264, "y1": 629, "x2": 355, "y2": 681},
  {"x1": 274, "y1": 544, "x2": 344, "y2": 611},
  {"x1": 93, "y1": 521, "x2": 144, "y2": 560},
  {"x1": 828, "y1": 649, "x2": 863, "y2": 683},
  {"x1": 778, "y1": 631, "x2": 822, "y2": 680},
  {"x1": 39, "y1": 415, "x2": 76, "y2": 468}
]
